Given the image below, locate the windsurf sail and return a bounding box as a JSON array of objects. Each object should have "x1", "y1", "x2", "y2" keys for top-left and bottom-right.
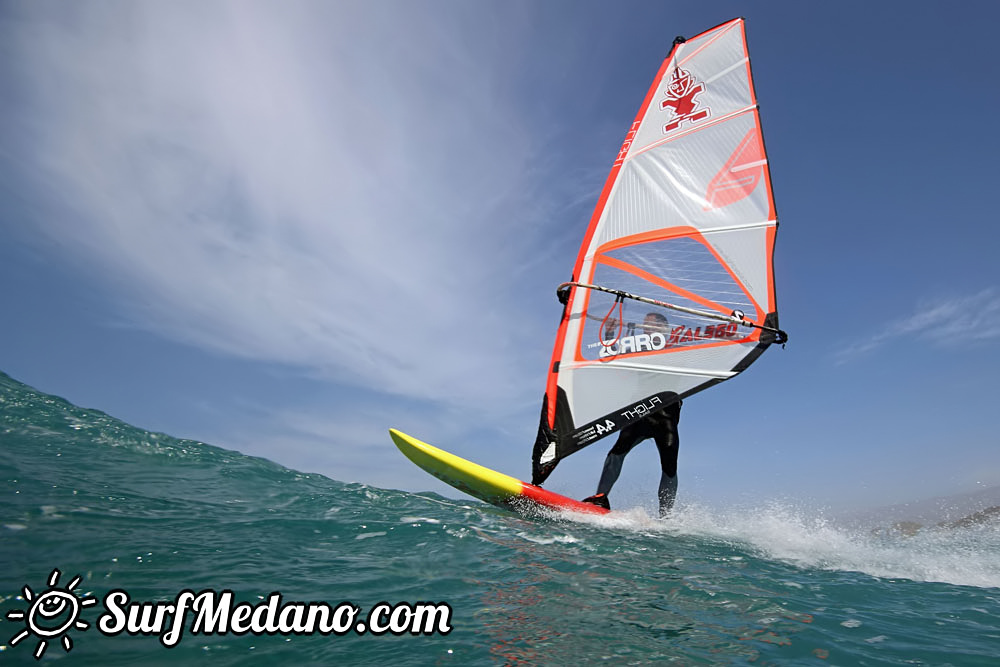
[{"x1": 532, "y1": 18, "x2": 787, "y2": 485}]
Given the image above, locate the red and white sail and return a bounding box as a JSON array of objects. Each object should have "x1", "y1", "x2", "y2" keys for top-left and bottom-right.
[{"x1": 533, "y1": 18, "x2": 784, "y2": 482}]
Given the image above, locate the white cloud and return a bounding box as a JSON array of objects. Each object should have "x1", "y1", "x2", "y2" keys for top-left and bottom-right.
[
  {"x1": 837, "y1": 287, "x2": 1000, "y2": 362},
  {"x1": 8, "y1": 1, "x2": 566, "y2": 412}
]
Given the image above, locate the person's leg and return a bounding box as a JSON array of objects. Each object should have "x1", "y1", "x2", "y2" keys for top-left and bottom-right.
[
  {"x1": 597, "y1": 428, "x2": 643, "y2": 495},
  {"x1": 653, "y1": 413, "x2": 680, "y2": 517},
  {"x1": 657, "y1": 473, "x2": 677, "y2": 516},
  {"x1": 582, "y1": 428, "x2": 643, "y2": 508}
]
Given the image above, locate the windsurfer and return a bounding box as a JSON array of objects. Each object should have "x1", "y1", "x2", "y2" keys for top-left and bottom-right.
[
  {"x1": 582, "y1": 311, "x2": 680, "y2": 516},
  {"x1": 582, "y1": 399, "x2": 681, "y2": 516}
]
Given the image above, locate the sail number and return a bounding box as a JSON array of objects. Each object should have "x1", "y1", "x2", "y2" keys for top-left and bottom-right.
[{"x1": 594, "y1": 419, "x2": 616, "y2": 436}]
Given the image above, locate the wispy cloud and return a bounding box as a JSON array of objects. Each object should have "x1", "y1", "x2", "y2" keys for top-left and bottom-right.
[
  {"x1": 5, "y1": 2, "x2": 577, "y2": 413},
  {"x1": 837, "y1": 287, "x2": 1000, "y2": 363}
]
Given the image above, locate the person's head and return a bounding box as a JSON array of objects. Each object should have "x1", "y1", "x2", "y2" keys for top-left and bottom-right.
[{"x1": 643, "y1": 312, "x2": 669, "y2": 334}]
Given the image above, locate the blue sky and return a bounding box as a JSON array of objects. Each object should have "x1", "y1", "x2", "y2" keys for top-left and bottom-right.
[{"x1": 2, "y1": 1, "x2": 999, "y2": 514}]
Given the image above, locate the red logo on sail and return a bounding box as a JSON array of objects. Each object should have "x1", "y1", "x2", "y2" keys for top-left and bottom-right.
[
  {"x1": 704, "y1": 128, "x2": 766, "y2": 209},
  {"x1": 660, "y1": 67, "x2": 710, "y2": 133}
]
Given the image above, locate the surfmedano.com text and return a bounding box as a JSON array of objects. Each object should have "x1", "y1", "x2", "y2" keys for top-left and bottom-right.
[{"x1": 99, "y1": 589, "x2": 453, "y2": 646}]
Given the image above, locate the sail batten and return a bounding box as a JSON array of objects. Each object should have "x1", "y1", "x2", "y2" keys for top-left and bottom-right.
[
  {"x1": 562, "y1": 361, "x2": 739, "y2": 378},
  {"x1": 532, "y1": 18, "x2": 785, "y2": 486},
  {"x1": 625, "y1": 105, "x2": 759, "y2": 162}
]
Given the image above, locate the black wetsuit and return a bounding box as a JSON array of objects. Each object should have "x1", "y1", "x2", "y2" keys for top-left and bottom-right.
[{"x1": 595, "y1": 400, "x2": 681, "y2": 516}]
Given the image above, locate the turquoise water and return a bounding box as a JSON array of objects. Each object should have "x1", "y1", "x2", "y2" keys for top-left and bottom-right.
[{"x1": 1, "y1": 371, "x2": 998, "y2": 665}]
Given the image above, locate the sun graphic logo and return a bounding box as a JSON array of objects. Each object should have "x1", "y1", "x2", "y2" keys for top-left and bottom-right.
[{"x1": 6, "y1": 569, "x2": 98, "y2": 660}]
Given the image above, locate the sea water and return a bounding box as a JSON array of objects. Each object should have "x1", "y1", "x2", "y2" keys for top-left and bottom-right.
[{"x1": 1, "y1": 371, "x2": 998, "y2": 665}]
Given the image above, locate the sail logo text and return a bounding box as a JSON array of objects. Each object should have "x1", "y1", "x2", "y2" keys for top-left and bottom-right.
[
  {"x1": 620, "y1": 396, "x2": 662, "y2": 421},
  {"x1": 598, "y1": 323, "x2": 739, "y2": 358},
  {"x1": 615, "y1": 120, "x2": 642, "y2": 165},
  {"x1": 660, "y1": 67, "x2": 710, "y2": 133}
]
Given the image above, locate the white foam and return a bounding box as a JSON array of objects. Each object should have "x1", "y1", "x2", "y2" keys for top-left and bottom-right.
[
  {"x1": 355, "y1": 531, "x2": 387, "y2": 540},
  {"x1": 517, "y1": 531, "x2": 581, "y2": 545},
  {"x1": 561, "y1": 501, "x2": 1000, "y2": 589}
]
